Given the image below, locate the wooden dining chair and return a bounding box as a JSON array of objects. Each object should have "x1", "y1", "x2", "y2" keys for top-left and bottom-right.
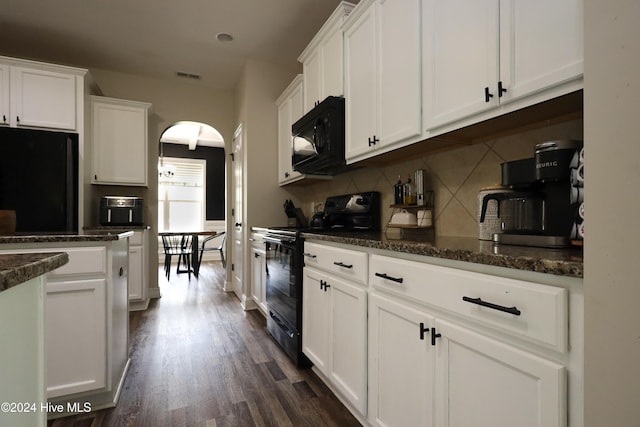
[{"x1": 161, "y1": 234, "x2": 195, "y2": 280}]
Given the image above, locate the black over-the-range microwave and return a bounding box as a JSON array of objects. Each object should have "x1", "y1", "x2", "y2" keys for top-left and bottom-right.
[{"x1": 291, "y1": 96, "x2": 351, "y2": 176}]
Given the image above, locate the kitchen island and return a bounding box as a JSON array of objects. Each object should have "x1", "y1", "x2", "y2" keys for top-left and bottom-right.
[
  {"x1": 0, "y1": 232, "x2": 131, "y2": 419},
  {"x1": 0, "y1": 252, "x2": 68, "y2": 427}
]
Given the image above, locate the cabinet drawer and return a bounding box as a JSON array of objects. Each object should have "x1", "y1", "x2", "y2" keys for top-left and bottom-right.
[
  {"x1": 369, "y1": 254, "x2": 568, "y2": 352},
  {"x1": 303, "y1": 242, "x2": 368, "y2": 284},
  {"x1": 49, "y1": 247, "x2": 107, "y2": 277}
]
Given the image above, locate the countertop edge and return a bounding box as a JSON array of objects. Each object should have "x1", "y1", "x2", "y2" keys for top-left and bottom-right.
[
  {"x1": 301, "y1": 232, "x2": 584, "y2": 279},
  {"x1": 0, "y1": 252, "x2": 69, "y2": 292}
]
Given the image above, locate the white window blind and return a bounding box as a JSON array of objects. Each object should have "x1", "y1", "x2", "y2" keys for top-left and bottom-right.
[{"x1": 158, "y1": 157, "x2": 206, "y2": 232}]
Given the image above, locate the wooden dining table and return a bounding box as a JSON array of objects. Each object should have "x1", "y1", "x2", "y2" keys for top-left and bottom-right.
[{"x1": 159, "y1": 230, "x2": 218, "y2": 278}]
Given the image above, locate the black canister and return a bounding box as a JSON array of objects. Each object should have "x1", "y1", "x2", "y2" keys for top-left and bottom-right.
[{"x1": 535, "y1": 140, "x2": 583, "y2": 182}]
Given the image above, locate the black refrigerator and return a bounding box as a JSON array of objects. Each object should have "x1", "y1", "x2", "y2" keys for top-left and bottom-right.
[{"x1": 0, "y1": 127, "x2": 79, "y2": 233}]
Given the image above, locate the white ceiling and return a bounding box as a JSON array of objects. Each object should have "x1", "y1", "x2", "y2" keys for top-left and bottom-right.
[{"x1": 0, "y1": 0, "x2": 355, "y2": 91}]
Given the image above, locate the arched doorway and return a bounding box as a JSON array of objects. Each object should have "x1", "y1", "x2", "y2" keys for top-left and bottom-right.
[{"x1": 158, "y1": 121, "x2": 227, "y2": 276}]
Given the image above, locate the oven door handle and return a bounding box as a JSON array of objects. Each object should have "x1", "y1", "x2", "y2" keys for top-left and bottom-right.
[
  {"x1": 269, "y1": 311, "x2": 295, "y2": 338},
  {"x1": 263, "y1": 235, "x2": 296, "y2": 245}
]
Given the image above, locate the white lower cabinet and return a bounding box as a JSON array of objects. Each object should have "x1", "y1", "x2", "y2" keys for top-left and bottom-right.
[
  {"x1": 128, "y1": 229, "x2": 149, "y2": 310},
  {"x1": 434, "y1": 319, "x2": 565, "y2": 427},
  {"x1": 250, "y1": 232, "x2": 267, "y2": 314},
  {"x1": 46, "y1": 278, "x2": 107, "y2": 397},
  {"x1": 368, "y1": 292, "x2": 435, "y2": 427},
  {"x1": 302, "y1": 240, "x2": 580, "y2": 426},
  {"x1": 302, "y1": 266, "x2": 368, "y2": 415},
  {"x1": 0, "y1": 238, "x2": 130, "y2": 413}
]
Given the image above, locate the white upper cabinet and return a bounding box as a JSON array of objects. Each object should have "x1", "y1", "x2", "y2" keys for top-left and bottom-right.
[
  {"x1": 276, "y1": 75, "x2": 305, "y2": 185},
  {"x1": 344, "y1": 0, "x2": 423, "y2": 163},
  {"x1": 0, "y1": 57, "x2": 84, "y2": 131},
  {"x1": 91, "y1": 96, "x2": 151, "y2": 186},
  {"x1": 423, "y1": 0, "x2": 583, "y2": 131},
  {"x1": 0, "y1": 64, "x2": 8, "y2": 126},
  {"x1": 298, "y1": 2, "x2": 355, "y2": 113}
]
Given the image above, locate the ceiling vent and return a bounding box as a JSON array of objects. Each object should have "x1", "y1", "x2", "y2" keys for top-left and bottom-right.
[{"x1": 175, "y1": 71, "x2": 202, "y2": 80}]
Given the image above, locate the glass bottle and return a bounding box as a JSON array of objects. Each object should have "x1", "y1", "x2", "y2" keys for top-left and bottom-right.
[
  {"x1": 404, "y1": 175, "x2": 416, "y2": 205},
  {"x1": 394, "y1": 175, "x2": 404, "y2": 205}
]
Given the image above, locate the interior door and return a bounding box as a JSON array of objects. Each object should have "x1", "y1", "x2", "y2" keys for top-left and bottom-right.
[{"x1": 231, "y1": 124, "x2": 244, "y2": 298}]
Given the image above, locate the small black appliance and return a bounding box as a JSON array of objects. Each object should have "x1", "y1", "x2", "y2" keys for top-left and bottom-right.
[
  {"x1": 100, "y1": 196, "x2": 143, "y2": 226},
  {"x1": 291, "y1": 96, "x2": 349, "y2": 175}
]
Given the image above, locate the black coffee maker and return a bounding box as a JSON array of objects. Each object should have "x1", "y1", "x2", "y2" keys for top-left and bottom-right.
[{"x1": 483, "y1": 140, "x2": 582, "y2": 248}]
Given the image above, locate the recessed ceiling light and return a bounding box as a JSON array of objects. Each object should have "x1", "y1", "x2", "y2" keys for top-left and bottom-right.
[{"x1": 216, "y1": 33, "x2": 234, "y2": 43}]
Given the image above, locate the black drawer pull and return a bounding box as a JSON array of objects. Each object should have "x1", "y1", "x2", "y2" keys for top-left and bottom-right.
[
  {"x1": 462, "y1": 296, "x2": 521, "y2": 316},
  {"x1": 303, "y1": 253, "x2": 317, "y2": 259},
  {"x1": 419, "y1": 322, "x2": 429, "y2": 340},
  {"x1": 374, "y1": 272, "x2": 403, "y2": 284},
  {"x1": 333, "y1": 261, "x2": 353, "y2": 269}
]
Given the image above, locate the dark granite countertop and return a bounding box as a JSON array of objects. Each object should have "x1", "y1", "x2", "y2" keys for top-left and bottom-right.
[
  {"x1": 0, "y1": 231, "x2": 133, "y2": 244},
  {"x1": 84, "y1": 225, "x2": 151, "y2": 231},
  {"x1": 301, "y1": 231, "x2": 584, "y2": 278},
  {"x1": 0, "y1": 252, "x2": 69, "y2": 292}
]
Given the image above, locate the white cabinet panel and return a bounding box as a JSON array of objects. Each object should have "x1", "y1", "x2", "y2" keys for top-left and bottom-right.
[
  {"x1": 276, "y1": 75, "x2": 304, "y2": 184},
  {"x1": 368, "y1": 292, "x2": 434, "y2": 427},
  {"x1": 91, "y1": 96, "x2": 150, "y2": 186},
  {"x1": 435, "y1": 319, "x2": 566, "y2": 427},
  {"x1": 46, "y1": 278, "x2": 107, "y2": 398},
  {"x1": 0, "y1": 64, "x2": 9, "y2": 126},
  {"x1": 12, "y1": 66, "x2": 78, "y2": 130},
  {"x1": 345, "y1": 0, "x2": 422, "y2": 163},
  {"x1": 304, "y1": 241, "x2": 368, "y2": 284},
  {"x1": 299, "y1": 2, "x2": 354, "y2": 113}
]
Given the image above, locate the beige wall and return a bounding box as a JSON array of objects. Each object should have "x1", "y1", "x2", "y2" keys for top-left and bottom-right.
[
  {"x1": 584, "y1": 1, "x2": 640, "y2": 426},
  {"x1": 286, "y1": 118, "x2": 583, "y2": 236},
  {"x1": 87, "y1": 69, "x2": 235, "y2": 296}
]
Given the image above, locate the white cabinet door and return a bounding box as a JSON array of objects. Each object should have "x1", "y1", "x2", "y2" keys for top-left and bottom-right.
[
  {"x1": 345, "y1": 0, "x2": 423, "y2": 162},
  {"x1": 423, "y1": 0, "x2": 499, "y2": 129},
  {"x1": 499, "y1": 0, "x2": 583, "y2": 103},
  {"x1": 12, "y1": 66, "x2": 78, "y2": 130},
  {"x1": 0, "y1": 63, "x2": 8, "y2": 126},
  {"x1": 435, "y1": 318, "x2": 566, "y2": 427},
  {"x1": 250, "y1": 246, "x2": 267, "y2": 313},
  {"x1": 302, "y1": 49, "x2": 323, "y2": 113},
  {"x1": 302, "y1": 267, "x2": 331, "y2": 372},
  {"x1": 128, "y1": 245, "x2": 143, "y2": 301},
  {"x1": 276, "y1": 75, "x2": 304, "y2": 184},
  {"x1": 299, "y1": 2, "x2": 354, "y2": 113},
  {"x1": 91, "y1": 96, "x2": 150, "y2": 186},
  {"x1": 46, "y1": 278, "x2": 107, "y2": 398},
  {"x1": 344, "y1": 5, "x2": 377, "y2": 161},
  {"x1": 368, "y1": 292, "x2": 435, "y2": 427},
  {"x1": 377, "y1": 0, "x2": 422, "y2": 146},
  {"x1": 329, "y1": 274, "x2": 368, "y2": 414}
]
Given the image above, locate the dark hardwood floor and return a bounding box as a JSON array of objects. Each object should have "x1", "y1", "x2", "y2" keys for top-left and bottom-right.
[{"x1": 48, "y1": 262, "x2": 361, "y2": 427}]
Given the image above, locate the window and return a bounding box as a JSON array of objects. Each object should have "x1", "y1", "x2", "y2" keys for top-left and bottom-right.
[{"x1": 158, "y1": 157, "x2": 206, "y2": 232}]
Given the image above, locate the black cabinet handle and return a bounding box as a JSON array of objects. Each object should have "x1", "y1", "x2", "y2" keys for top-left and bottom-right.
[
  {"x1": 498, "y1": 81, "x2": 508, "y2": 97},
  {"x1": 303, "y1": 253, "x2": 317, "y2": 259},
  {"x1": 284, "y1": 172, "x2": 290, "y2": 178},
  {"x1": 2, "y1": 115, "x2": 6, "y2": 123},
  {"x1": 235, "y1": 222, "x2": 242, "y2": 227},
  {"x1": 254, "y1": 252, "x2": 260, "y2": 258},
  {"x1": 462, "y1": 296, "x2": 521, "y2": 316},
  {"x1": 320, "y1": 280, "x2": 331, "y2": 291},
  {"x1": 374, "y1": 272, "x2": 403, "y2": 284},
  {"x1": 419, "y1": 322, "x2": 430, "y2": 340},
  {"x1": 484, "y1": 87, "x2": 494, "y2": 102},
  {"x1": 431, "y1": 327, "x2": 441, "y2": 346},
  {"x1": 333, "y1": 261, "x2": 353, "y2": 269},
  {"x1": 119, "y1": 267, "x2": 125, "y2": 276},
  {"x1": 368, "y1": 135, "x2": 379, "y2": 147}
]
